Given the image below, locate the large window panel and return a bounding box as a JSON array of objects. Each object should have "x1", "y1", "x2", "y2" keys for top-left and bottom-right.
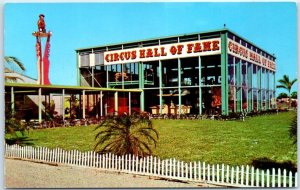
[
  {"x1": 201, "y1": 55, "x2": 221, "y2": 86},
  {"x1": 161, "y1": 59, "x2": 179, "y2": 87},
  {"x1": 181, "y1": 57, "x2": 199, "y2": 86}
]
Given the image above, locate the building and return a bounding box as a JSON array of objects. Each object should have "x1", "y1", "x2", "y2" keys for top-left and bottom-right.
[{"x1": 76, "y1": 28, "x2": 276, "y2": 116}]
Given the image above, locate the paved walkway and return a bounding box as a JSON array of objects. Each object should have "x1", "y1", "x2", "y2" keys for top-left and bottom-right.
[{"x1": 5, "y1": 158, "x2": 218, "y2": 188}]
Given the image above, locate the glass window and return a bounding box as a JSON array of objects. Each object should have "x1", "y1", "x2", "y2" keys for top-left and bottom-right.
[
  {"x1": 80, "y1": 54, "x2": 90, "y2": 67},
  {"x1": 181, "y1": 57, "x2": 199, "y2": 86},
  {"x1": 228, "y1": 55, "x2": 235, "y2": 112},
  {"x1": 253, "y1": 89, "x2": 258, "y2": 111},
  {"x1": 242, "y1": 61, "x2": 247, "y2": 110},
  {"x1": 143, "y1": 61, "x2": 159, "y2": 88},
  {"x1": 253, "y1": 65, "x2": 257, "y2": 88},
  {"x1": 161, "y1": 59, "x2": 179, "y2": 87},
  {"x1": 201, "y1": 55, "x2": 221, "y2": 86},
  {"x1": 228, "y1": 55, "x2": 234, "y2": 85},
  {"x1": 144, "y1": 89, "x2": 160, "y2": 114}
]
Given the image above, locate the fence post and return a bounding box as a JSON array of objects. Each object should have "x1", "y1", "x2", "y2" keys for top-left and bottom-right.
[
  {"x1": 216, "y1": 164, "x2": 220, "y2": 183},
  {"x1": 135, "y1": 156, "x2": 139, "y2": 173},
  {"x1": 76, "y1": 150, "x2": 79, "y2": 165},
  {"x1": 143, "y1": 157, "x2": 146, "y2": 174},
  {"x1": 59, "y1": 148, "x2": 63, "y2": 163},
  {"x1": 177, "y1": 160, "x2": 180, "y2": 178},
  {"x1": 212, "y1": 164, "x2": 215, "y2": 182},
  {"x1": 283, "y1": 169, "x2": 287, "y2": 187},
  {"x1": 246, "y1": 165, "x2": 249, "y2": 186},
  {"x1": 56, "y1": 148, "x2": 60, "y2": 163},
  {"x1": 21, "y1": 146, "x2": 25, "y2": 158},
  {"x1": 20, "y1": 146, "x2": 23, "y2": 159},
  {"x1": 46, "y1": 148, "x2": 49, "y2": 162},
  {"x1": 203, "y1": 162, "x2": 206, "y2": 181},
  {"x1": 166, "y1": 159, "x2": 169, "y2": 177},
  {"x1": 236, "y1": 166, "x2": 239, "y2": 185},
  {"x1": 180, "y1": 161, "x2": 183, "y2": 178},
  {"x1": 266, "y1": 169, "x2": 270, "y2": 187},
  {"x1": 99, "y1": 154, "x2": 103, "y2": 168},
  {"x1": 68, "y1": 150, "x2": 71, "y2": 165},
  {"x1": 118, "y1": 156, "x2": 121, "y2": 171},
  {"x1": 146, "y1": 156, "x2": 149, "y2": 174},
  {"x1": 53, "y1": 148, "x2": 56, "y2": 163},
  {"x1": 139, "y1": 158, "x2": 142, "y2": 173},
  {"x1": 207, "y1": 164, "x2": 210, "y2": 182},
  {"x1": 256, "y1": 168, "x2": 260, "y2": 187},
  {"x1": 184, "y1": 163, "x2": 188, "y2": 179},
  {"x1": 198, "y1": 161, "x2": 202, "y2": 181},
  {"x1": 98, "y1": 154, "x2": 101, "y2": 168},
  {"x1": 162, "y1": 160, "x2": 165, "y2": 176},
  {"x1": 295, "y1": 172, "x2": 298, "y2": 187},
  {"x1": 58, "y1": 148, "x2": 61, "y2": 163},
  {"x1": 153, "y1": 156, "x2": 156, "y2": 175},
  {"x1": 129, "y1": 154, "x2": 132, "y2": 172},
  {"x1": 230, "y1": 166, "x2": 234, "y2": 184},
  {"x1": 226, "y1": 165, "x2": 229, "y2": 183},
  {"x1": 173, "y1": 159, "x2": 176, "y2": 178},
  {"x1": 125, "y1": 154, "x2": 128, "y2": 171},
  {"x1": 241, "y1": 165, "x2": 244, "y2": 186},
  {"x1": 36, "y1": 146, "x2": 39, "y2": 160},
  {"x1": 221, "y1": 164, "x2": 224, "y2": 183},
  {"x1": 93, "y1": 151, "x2": 96, "y2": 167},
  {"x1": 21, "y1": 146, "x2": 24, "y2": 159},
  {"x1": 261, "y1": 170, "x2": 265, "y2": 187},
  {"x1": 189, "y1": 162, "x2": 193, "y2": 180},
  {"x1": 272, "y1": 169, "x2": 276, "y2": 188},
  {"x1": 88, "y1": 151, "x2": 91, "y2": 166},
  {"x1": 20, "y1": 145, "x2": 22, "y2": 159},
  {"x1": 111, "y1": 154, "x2": 115, "y2": 170},
  {"x1": 121, "y1": 155, "x2": 124, "y2": 171},
  {"x1": 64, "y1": 150, "x2": 67, "y2": 164},
  {"x1": 288, "y1": 171, "x2": 292, "y2": 187},
  {"x1": 15, "y1": 145, "x2": 18, "y2": 158},
  {"x1": 106, "y1": 153, "x2": 110, "y2": 169},
  {"x1": 194, "y1": 162, "x2": 197, "y2": 180},
  {"x1": 49, "y1": 148, "x2": 52, "y2": 162},
  {"x1": 278, "y1": 168, "x2": 281, "y2": 187},
  {"x1": 157, "y1": 158, "x2": 161, "y2": 176},
  {"x1": 169, "y1": 159, "x2": 172, "y2": 177}
]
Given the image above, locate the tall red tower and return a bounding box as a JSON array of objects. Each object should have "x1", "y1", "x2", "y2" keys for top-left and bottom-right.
[{"x1": 32, "y1": 14, "x2": 52, "y2": 85}]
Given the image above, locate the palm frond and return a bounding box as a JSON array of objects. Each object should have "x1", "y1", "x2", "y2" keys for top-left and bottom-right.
[
  {"x1": 94, "y1": 113, "x2": 159, "y2": 157},
  {"x1": 4, "y1": 56, "x2": 26, "y2": 72}
]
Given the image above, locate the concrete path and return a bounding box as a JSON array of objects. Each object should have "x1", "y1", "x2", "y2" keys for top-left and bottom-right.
[{"x1": 5, "y1": 158, "x2": 218, "y2": 188}]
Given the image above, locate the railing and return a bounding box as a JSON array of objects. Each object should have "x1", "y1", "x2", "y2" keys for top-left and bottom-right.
[{"x1": 5, "y1": 144, "x2": 297, "y2": 188}]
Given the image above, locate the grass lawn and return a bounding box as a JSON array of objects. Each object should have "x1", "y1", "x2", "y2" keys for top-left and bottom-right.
[{"x1": 21, "y1": 111, "x2": 297, "y2": 167}]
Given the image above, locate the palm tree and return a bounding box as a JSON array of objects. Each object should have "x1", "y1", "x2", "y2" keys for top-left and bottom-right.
[
  {"x1": 4, "y1": 56, "x2": 26, "y2": 82},
  {"x1": 276, "y1": 75, "x2": 297, "y2": 109},
  {"x1": 94, "y1": 113, "x2": 159, "y2": 157}
]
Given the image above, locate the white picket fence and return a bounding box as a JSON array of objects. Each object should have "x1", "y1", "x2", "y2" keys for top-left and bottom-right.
[{"x1": 5, "y1": 144, "x2": 297, "y2": 187}]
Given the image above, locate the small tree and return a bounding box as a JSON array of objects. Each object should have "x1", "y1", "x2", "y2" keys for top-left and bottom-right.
[
  {"x1": 276, "y1": 75, "x2": 297, "y2": 109},
  {"x1": 94, "y1": 113, "x2": 159, "y2": 157},
  {"x1": 277, "y1": 92, "x2": 288, "y2": 99},
  {"x1": 5, "y1": 103, "x2": 28, "y2": 145},
  {"x1": 291, "y1": 91, "x2": 297, "y2": 99}
]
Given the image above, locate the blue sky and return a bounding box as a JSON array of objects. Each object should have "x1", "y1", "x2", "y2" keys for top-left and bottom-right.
[{"x1": 4, "y1": 2, "x2": 298, "y2": 94}]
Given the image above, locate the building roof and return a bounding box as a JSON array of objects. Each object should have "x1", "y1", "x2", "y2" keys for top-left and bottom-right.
[
  {"x1": 4, "y1": 72, "x2": 37, "y2": 84},
  {"x1": 75, "y1": 28, "x2": 276, "y2": 60},
  {"x1": 5, "y1": 82, "x2": 142, "y2": 95}
]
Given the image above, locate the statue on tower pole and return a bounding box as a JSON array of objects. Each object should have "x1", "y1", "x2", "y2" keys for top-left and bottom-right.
[
  {"x1": 37, "y1": 14, "x2": 46, "y2": 33},
  {"x1": 33, "y1": 14, "x2": 52, "y2": 85}
]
